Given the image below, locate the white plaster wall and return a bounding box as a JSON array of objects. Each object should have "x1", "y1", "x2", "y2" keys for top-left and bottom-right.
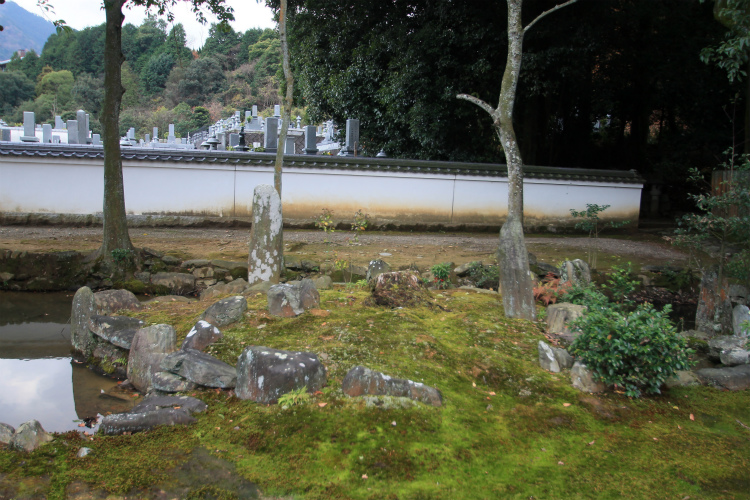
[{"x1": 0, "y1": 154, "x2": 643, "y2": 227}]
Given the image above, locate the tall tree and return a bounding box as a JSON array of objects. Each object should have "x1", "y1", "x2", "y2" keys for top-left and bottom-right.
[
  {"x1": 457, "y1": 0, "x2": 578, "y2": 320},
  {"x1": 97, "y1": 0, "x2": 233, "y2": 263},
  {"x1": 275, "y1": 0, "x2": 293, "y2": 197}
]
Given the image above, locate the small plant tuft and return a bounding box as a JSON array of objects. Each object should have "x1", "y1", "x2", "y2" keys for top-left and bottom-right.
[
  {"x1": 315, "y1": 208, "x2": 336, "y2": 243},
  {"x1": 430, "y1": 262, "x2": 452, "y2": 289},
  {"x1": 350, "y1": 209, "x2": 370, "y2": 243},
  {"x1": 277, "y1": 386, "x2": 310, "y2": 408}
]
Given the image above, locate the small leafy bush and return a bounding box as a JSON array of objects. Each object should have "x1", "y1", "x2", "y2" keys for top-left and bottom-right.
[
  {"x1": 431, "y1": 262, "x2": 452, "y2": 289},
  {"x1": 533, "y1": 272, "x2": 570, "y2": 305},
  {"x1": 570, "y1": 303, "x2": 693, "y2": 397},
  {"x1": 315, "y1": 208, "x2": 336, "y2": 242},
  {"x1": 350, "y1": 209, "x2": 370, "y2": 242},
  {"x1": 466, "y1": 262, "x2": 499, "y2": 290}
]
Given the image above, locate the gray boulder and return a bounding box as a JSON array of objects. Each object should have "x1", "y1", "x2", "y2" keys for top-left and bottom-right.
[
  {"x1": 733, "y1": 305, "x2": 750, "y2": 336},
  {"x1": 235, "y1": 346, "x2": 326, "y2": 403},
  {"x1": 151, "y1": 371, "x2": 197, "y2": 392},
  {"x1": 720, "y1": 347, "x2": 749, "y2": 367},
  {"x1": 9, "y1": 420, "x2": 53, "y2": 452},
  {"x1": 92, "y1": 342, "x2": 129, "y2": 379},
  {"x1": 192, "y1": 267, "x2": 215, "y2": 279},
  {"x1": 88, "y1": 315, "x2": 145, "y2": 349},
  {"x1": 0, "y1": 423, "x2": 15, "y2": 446},
  {"x1": 267, "y1": 279, "x2": 320, "y2": 317},
  {"x1": 248, "y1": 281, "x2": 274, "y2": 293},
  {"x1": 342, "y1": 366, "x2": 443, "y2": 407},
  {"x1": 454, "y1": 261, "x2": 481, "y2": 277},
  {"x1": 200, "y1": 278, "x2": 250, "y2": 301},
  {"x1": 553, "y1": 346, "x2": 574, "y2": 369},
  {"x1": 160, "y1": 349, "x2": 237, "y2": 388},
  {"x1": 200, "y1": 296, "x2": 247, "y2": 327},
  {"x1": 729, "y1": 284, "x2": 748, "y2": 305},
  {"x1": 312, "y1": 275, "x2": 333, "y2": 290},
  {"x1": 151, "y1": 272, "x2": 196, "y2": 295},
  {"x1": 571, "y1": 362, "x2": 606, "y2": 393},
  {"x1": 99, "y1": 408, "x2": 196, "y2": 435},
  {"x1": 559, "y1": 259, "x2": 591, "y2": 286},
  {"x1": 538, "y1": 341, "x2": 560, "y2": 372},
  {"x1": 664, "y1": 371, "x2": 702, "y2": 388},
  {"x1": 371, "y1": 271, "x2": 430, "y2": 308},
  {"x1": 708, "y1": 336, "x2": 748, "y2": 361},
  {"x1": 127, "y1": 324, "x2": 177, "y2": 393},
  {"x1": 181, "y1": 320, "x2": 223, "y2": 351},
  {"x1": 697, "y1": 364, "x2": 750, "y2": 391},
  {"x1": 366, "y1": 259, "x2": 391, "y2": 282},
  {"x1": 546, "y1": 303, "x2": 585, "y2": 335},
  {"x1": 181, "y1": 259, "x2": 211, "y2": 269}
]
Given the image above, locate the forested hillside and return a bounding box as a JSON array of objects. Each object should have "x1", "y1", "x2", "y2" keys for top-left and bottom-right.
[
  {"x1": 0, "y1": 17, "x2": 282, "y2": 139},
  {"x1": 0, "y1": 1, "x2": 56, "y2": 60}
]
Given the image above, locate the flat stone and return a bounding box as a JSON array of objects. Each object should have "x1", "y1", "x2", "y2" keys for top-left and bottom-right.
[
  {"x1": 454, "y1": 261, "x2": 482, "y2": 277},
  {"x1": 211, "y1": 259, "x2": 248, "y2": 271},
  {"x1": 342, "y1": 366, "x2": 442, "y2": 407},
  {"x1": 312, "y1": 276, "x2": 333, "y2": 290},
  {"x1": 182, "y1": 320, "x2": 223, "y2": 351},
  {"x1": 193, "y1": 267, "x2": 215, "y2": 279},
  {"x1": 247, "y1": 281, "x2": 273, "y2": 293},
  {"x1": 88, "y1": 315, "x2": 145, "y2": 349},
  {"x1": 697, "y1": 364, "x2": 750, "y2": 391},
  {"x1": 366, "y1": 259, "x2": 391, "y2": 282},
  {"x1": 127, "y1": 324, "x2": 177, "y2": 393},
  {"x1": 160, "y1": 349, "x2": 237, "y2": 388},
  {"x1": 664, "y1": 370, "x2": 702, "y2": 388},
  {"x1": 181, "y1": 259, "x2": 211, "y2": 268},
  {"x1": 162, "y1": 255, "x2": 181, "y2": 266},
  {"x1": 151, "y1": 371, "x2": 197, "y2": 392},
  {"x1": 546, "y1": 303, "x2": 585, "y2": 335},
  {"x1": 99, "y1": 408, "x2": 196, "y2": 435},
  {"x1": 235, "y1": 346, "x2": 326, "y2": 403},
  {"x1": 130, "y1": 394, "x2": 207, "y2": 414},
  {"x1": 200, "y1": 296, "x2": 247, "y2": 327},
  {"x1": 151, "y1": 272, "x2": 196, "y2": 295},
  {"x1": 571, "y1": 362, "x2": 606, "y2": 393},
  {"x1": 143, "y1": 247, "x2": 164, "y2": 258},
  {"x1": 94, "y1": 289, "x2": 141, "y2": 314},
  {"x1": 10, "y1": 420, "x2": 53, "y2": 452}
]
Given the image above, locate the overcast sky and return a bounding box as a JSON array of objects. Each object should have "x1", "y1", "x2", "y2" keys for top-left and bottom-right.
[{"x1": 10, "y1": 0, "x2": 276, "y2": 50}]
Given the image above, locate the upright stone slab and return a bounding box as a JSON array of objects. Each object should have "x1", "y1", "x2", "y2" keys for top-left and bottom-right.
[
  {"x1": 127, "y1": 324, "x2": 177, "y2": 393},
  {"x1": 538, "y1": 341, "x2": 560, "y2": 372},
  {"x1": 21, "y1": 112, "x2": 39, "y2": 142},
  {"x1": 248, "y1": 184, "x2": 283, "y2": 286},
  {"x1": 284, "y1": 136, "x2": 296, "y2": 154},
  {"x1": 168, "y1": 123, "x2": 176, "y2": 143},
  {"x1": 77, "y1": 110, "x2": 88, "y2": 144},
  {"x1": 92, "y1": 134, "x2": 101, "y2": 146},
  {"x1": 71, "y1": 286, "x2": 97, "y2": 357},
  {"x1": 0, "y1": 128, "x2": 10, "y2": 141},
  {"x1": 696, "y1": 265, "x2": 734, "y2": 337},
  {"x1": 559, "y1": 259, "x2": 591, "y2": 287},
  {"x1": 153, "y1": 127, "x2": 159, "y2": 141},
  {"x1": 42, "y1": 124, "x2": 52, "y2": 143},
  {"x1": 304, "y1": 125, "x2": 318, "y2": 154},
  {"x1": 274, "y1": 104, "x2": 281, "y2": 117},
  {"x1": 229, "y1": 133, "x2": 240, "y2": 147},
  {"x1": 264, "y1": 117, "x2": 278, "y2": 153},
  {"x1": 55, "y1": 116, "x2": 65, "y2": 129},
  {"x1": 67, "y1": 120, "x2": 79, "y2": 144},
  {"x1": 338, "y1": 119, "x2": 359, "y2": 156}
]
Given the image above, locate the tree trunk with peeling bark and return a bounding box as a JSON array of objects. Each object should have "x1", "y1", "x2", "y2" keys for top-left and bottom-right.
[
  {"x1": 99, "y1": 0, "x2": 134, "y2": 260},
  {"x1": 457, "y1": 0, "x2": 578, "y2": 320}
]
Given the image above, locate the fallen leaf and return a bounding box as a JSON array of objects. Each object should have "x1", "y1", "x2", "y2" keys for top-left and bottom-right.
[
  {"x1": 558, "y1": 461, "x2": 564, "y2": 466},
  {"x1": 563, "y1": 403, "x2": 571, "y2": 407},
  {"x1": 587, "y1": 440, "x2": 595, "y2": 446},
  {"x1": 677, "y1": 425, "x2": 682, "y2": 430},
  {"x1": 318, "y1": 403, "x2": 327, "y2": 407},
  {"x1": 689, "y1": 414, "x2": 695, "y2": 421},
  {"x1": 362, "y1": 474, "x2": 368, "y2": 479},
  {"x1": 310, "y1": 309, "x2": 331, "y2": 317},
  {"x1": 78, "y1": 423, "x2": 85, "y2": 427},
  {"x1": 489, "y1": 392, "x2": 496, "y2": 396},
  {"x1": 653, "y1": 437, "x2": 658, "y2": 441},
  {"x1": 673, "y1": 406, "x2": 679, "y2": 410},
  {"x1": 472, "y1": 382, "x2": 476, "y2": 388},
  {"x1": 321, "y1": 322, "x2": 327, "y2": 327}
]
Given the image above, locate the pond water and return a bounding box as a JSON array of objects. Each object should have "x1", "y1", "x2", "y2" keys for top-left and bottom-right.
[{"x1": 0, "y1": 292, "x2": 134, "y2": 433}]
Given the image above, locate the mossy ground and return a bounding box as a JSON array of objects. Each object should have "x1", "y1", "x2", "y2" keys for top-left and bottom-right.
[{"x1": 1, "y1": 287, "x2": 748, "y2": 499}]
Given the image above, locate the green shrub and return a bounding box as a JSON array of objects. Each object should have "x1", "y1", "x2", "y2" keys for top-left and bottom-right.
[
  {"x1": 430, "y1": 262, "x2": 452, "y2": 289},
  {"x1": 466, "y1": 262, "x2": 499, "y2": 290},
  {"x1": 569, "y1": 302, "x2": 693, "y2": 398}
]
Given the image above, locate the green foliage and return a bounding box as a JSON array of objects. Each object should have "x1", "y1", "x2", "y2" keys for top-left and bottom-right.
[
  {"x1": 466, "y1": 262, "x2": 499, "y2": 290},
  {"x1": 0, "y1": 72, "x2": 35, "y2": 118},
  {"x1": 570, "y1": 204, "x2": 629, "y2": 269},
  {"x1": 111, "y1": 248, "x2": 134, "y2": 265},
  {"x1": 140, "y1": 52, "x2": 175, "y2": 95},
  {"x1": 315, "y1": 208, "x2": 336, "y2": 242},
  {"x1": 430, "y1": 262, "x2": 452, "y2": 289},
  {"x1": 350, "y1": 209, "x2": 369, "y2": 243},
  {"x1": 277, "y1": 386, "x2": 310, "y2": 408},
  {"x1": 700, "y1": 0, "x2": 750, "y2": 82}
]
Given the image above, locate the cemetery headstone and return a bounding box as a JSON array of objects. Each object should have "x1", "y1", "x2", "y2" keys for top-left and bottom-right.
[
  {"x1": 1, "y1": 128, "x2": 11, "y2": 142},
  {"x1": 168, "y1": 124, "x2": 176, "y2": 143},
  {"x1": 77, "y1": 110, "x2": 88, "y2": 144},
  {"x1": 229, "y1": 133, "x2": 240, "y2": 148},
  {"x1": 21, "y1": 112, "x2": 40, "y2": 142},
  {"x1": 304, "y1": 125, "x2": 318, "y2": 155},
  {"x1": 92, "y1": 134, "x2": 100, "y2": 146},
  {"x1": 274, "y1": 104, "x2": 281, "y2": 117},
  {"x1": 55, "y1": 116, "x2": 65, "y2": 129},
  {"x1": 285, "y1": 136, "x2": 295, "y2": 154},
  {"x1": 66, "y1": 120, "x2": 79, "y2": 144},
  {"x1": 264, "y1": 117, "x2": 279, "y2": 153},
  {"x1": 42, "y1": 124, "x2": 52, "y2": 143},
  {"x1": 338, "y1": 119, "x2": 359, "y2": 156},
  {"x1": 153, "y1": 127, "x2": 158, "y2": 141}
]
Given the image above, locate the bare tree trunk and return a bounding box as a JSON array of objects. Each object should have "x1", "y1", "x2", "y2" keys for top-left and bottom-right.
[
  {"x1": 457, "y1": 0, "x2": 578, "y2": 320},
  {"x1": 99, "y1": 0, "x2": 134, "y2": 259}
]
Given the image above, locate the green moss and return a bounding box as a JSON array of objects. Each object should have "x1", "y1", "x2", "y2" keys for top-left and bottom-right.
[{"x1": 1, "y1": 289, "x2": 748, "y2": 499}]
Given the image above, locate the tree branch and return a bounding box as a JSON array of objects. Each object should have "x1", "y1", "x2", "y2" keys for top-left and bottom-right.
[
  {"x1": 524, "y1": 0, "x2": 579, "y2": 34},
  {"x1": 456, "y1": 93, "x2": 496, "y2": 117}
]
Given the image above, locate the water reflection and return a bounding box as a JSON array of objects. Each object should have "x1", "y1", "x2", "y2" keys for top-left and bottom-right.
[{"x1": 0, "y1": 291, "x2": 134, "y2": 432}]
